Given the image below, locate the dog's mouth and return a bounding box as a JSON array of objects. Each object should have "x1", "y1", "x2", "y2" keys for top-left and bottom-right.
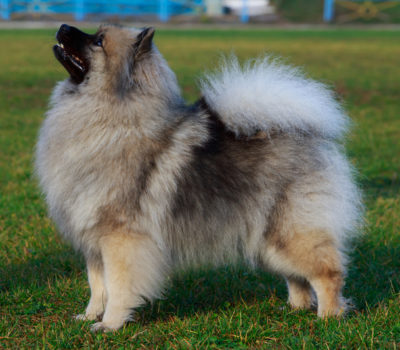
[{"x1": 53, "y1": 24, "x2": 92, "y2": 84}]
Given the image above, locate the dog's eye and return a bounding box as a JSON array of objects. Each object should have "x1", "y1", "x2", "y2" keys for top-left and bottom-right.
[{"x1": 94, "y1": 37, "x2": 103, "y2": 47}]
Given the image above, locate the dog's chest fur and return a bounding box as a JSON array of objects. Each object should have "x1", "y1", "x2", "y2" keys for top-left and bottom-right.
[{"x1": 36, "y1": 84, "x2": 207, "y2": 248}]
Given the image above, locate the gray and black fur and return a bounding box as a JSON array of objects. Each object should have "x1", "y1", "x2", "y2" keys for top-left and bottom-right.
[{"x1": 36, "y1": 24, "x2": 362, "y2": 331}]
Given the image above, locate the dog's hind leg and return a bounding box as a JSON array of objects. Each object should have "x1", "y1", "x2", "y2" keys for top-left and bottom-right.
[
  {"x1": 285, "y1": 277, "x2": 314, "y2": 310},
  {"x1": 262, "y1": 230, "x2": 346, "y2": 317},
  {"x1": 91, "y1": 230, "x2": 167, "y2": 332},
  {"x1": 75, "y1": 258, "x2": 106, "y2": 321}
]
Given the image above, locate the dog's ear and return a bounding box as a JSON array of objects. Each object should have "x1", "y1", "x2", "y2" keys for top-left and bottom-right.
[{"x1": 134, "y1": 27, "x2": 155, "y2": 59}]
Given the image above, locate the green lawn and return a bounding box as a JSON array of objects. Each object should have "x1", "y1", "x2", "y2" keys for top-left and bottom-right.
[{"x1": 0, "y1": 27, "x2": 399, "y2": 348}]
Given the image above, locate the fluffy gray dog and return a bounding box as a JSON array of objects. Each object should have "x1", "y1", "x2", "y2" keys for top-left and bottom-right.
[{"x1": 35, "y1": 24, "x2": 362, "y2": 332}]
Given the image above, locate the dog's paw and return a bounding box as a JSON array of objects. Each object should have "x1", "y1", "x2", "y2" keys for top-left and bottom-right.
[
  {"x1": 90, "y1": 322, "x2": 121, "y2": 332},
  {"x1": 74, "y1": 313, "x2": 99, "y2": 321}
]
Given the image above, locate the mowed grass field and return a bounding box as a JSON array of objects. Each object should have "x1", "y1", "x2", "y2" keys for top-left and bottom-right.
[{"x1": 0, "y1": 27, "x2": 399, "y2": 348}]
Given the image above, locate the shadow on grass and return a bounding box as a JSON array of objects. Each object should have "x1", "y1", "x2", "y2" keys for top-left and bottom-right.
[
  {"x1": 136, "y1": 266, "x2": 287, "y2": 325},
  {"x1": 1, "y1": 231, "x2": 398, "y2": 323},
  {"x1": 346, "y1": 235, "x2": 400, "y2": 310},
  {"x1": 0, "y1": 247, "x2": 83, "y2": 292},
  {"x1": 137, "y1": 235, "x2": 400, "y2": 323},
  {"x1": 360, "y1": 175, "x2": 400, "y2": 200}
]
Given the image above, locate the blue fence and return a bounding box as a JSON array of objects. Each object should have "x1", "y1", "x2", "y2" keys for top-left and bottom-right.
[{"x1": 0, "y1": 0, "x2": 205, "y2": 21}]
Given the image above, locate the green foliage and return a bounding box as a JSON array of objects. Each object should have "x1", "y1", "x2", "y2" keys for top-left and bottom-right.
[
  {"x1": 334, "y1": 1, "x2": 400, "y2": 24},
  {"x1": 1, "y1": 28, "x2": 400, "y2": 348},
  {"x1": 271, "y1": 0, "x2": 324, "y2": 23}
]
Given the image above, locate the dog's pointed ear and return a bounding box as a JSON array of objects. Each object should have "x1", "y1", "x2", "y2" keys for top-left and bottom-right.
[{"x1": 134, "y1": 27, "x2": 155, "y2": 59}]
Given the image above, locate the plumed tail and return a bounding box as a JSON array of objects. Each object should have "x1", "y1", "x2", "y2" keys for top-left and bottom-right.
[{"x1": 199, "y1": 56, "x2": 349, "y2": 139}]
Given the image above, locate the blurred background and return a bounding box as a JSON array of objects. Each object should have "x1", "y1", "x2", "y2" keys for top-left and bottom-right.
[
  {"x1": 1, "y1": 0, "x2": 400, "y2": 25},
  {"x1": 1, "y1": 0, "x2": 399, "y2": 349}
]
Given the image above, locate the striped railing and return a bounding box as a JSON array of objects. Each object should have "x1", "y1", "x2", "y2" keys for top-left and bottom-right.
[
  {"x1": 0, "y1": 0, "x2": 205, "y2": 21},
  {"x1": 324, "y1": 0, "x2": 400, "y2": 22}
]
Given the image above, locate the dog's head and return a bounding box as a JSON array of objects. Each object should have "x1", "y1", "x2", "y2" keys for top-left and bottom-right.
[{"x1": 53, "y1": 24, "x2": 180, "y2": 99}]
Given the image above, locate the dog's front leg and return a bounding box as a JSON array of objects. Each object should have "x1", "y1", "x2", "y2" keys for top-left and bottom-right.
[
  {"x1": 75, "y1": 257, "x2": 106, "y2": 321},
  {"x1": 90, "y1": 230, "x2": 167, "y2": 332}
]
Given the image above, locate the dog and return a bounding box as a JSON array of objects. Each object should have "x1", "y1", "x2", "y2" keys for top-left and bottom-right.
[{"x1": 35, "y1": 24, "x2": 362, "y2": 332}]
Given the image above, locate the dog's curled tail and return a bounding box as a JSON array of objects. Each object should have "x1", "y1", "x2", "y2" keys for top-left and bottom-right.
[{"x1": 199, "y1": 56, "x2": 349, "y2": 139}]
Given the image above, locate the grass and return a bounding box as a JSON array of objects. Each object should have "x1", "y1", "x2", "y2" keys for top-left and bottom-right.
[{"x1": 0, "y1": 27, "x2": 399, "y2": 348}]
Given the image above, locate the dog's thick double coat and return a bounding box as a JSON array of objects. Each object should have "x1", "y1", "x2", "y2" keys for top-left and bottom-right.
[{"x1": 35, "y1": 24, "x2": 362, "y2": 331}]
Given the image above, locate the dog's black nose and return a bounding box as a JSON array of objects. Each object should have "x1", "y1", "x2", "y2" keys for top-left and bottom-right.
[
  {"x1": 56, "y1": 24, "x2": 91, "y2": 43},
  {"x1": 59, "y1": 24, "x2": 71, "y2": 34},
  {"x1": 56, "y1": 24, "x2": 69, "y2": 41}
]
